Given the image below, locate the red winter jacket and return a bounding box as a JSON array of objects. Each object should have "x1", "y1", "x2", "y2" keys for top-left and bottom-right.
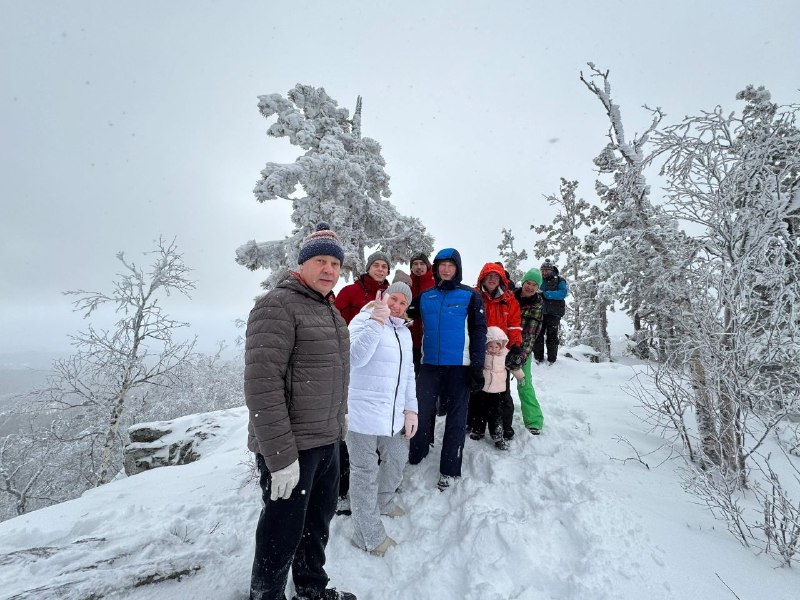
[
  {"x1": 475, "y1": 262, "x2": 522, "y2": 348},
  {"x1": 409, "y1": 269, "x2": 435, "y2": 350},
  {"x1": 335, "y1": 274, "x2": 390, "y2": 324}
]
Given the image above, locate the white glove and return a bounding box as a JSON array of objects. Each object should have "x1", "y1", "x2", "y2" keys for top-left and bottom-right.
[
  {"x1": 403, "y1": 412, "x2": 418, "y2": 439},
  {"x1": 270, "y1": 459, "x2": 300, "y2": 501},
  {"x1": 370, "y1": 290, "x2": 391, "y2": 325}
]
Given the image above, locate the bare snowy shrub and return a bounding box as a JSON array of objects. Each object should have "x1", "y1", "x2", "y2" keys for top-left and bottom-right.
[{"x1": 616, "y1": 78, "x2": 800, "y2": 564}]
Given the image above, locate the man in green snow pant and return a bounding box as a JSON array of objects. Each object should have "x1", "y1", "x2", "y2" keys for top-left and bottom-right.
[
  {"x1": 517, "y1": 354, "x2": 543, "y2": 430},
  {"x1": 514, "y1": 268, "x2": 546, "y2": 434}
]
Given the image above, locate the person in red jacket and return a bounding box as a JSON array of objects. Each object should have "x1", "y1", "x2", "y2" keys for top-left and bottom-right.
[
  {"x1": 333, "y1": 251, "x2": 391, "y2": 514},
  {"x1": 408, "y1": 252, "x2": 437, "y2": 445},
  {"x1": 335, "y1": 251, "x2": 391, "y2": 325},
  {"x1": 467, "y1": 262, "x2": 524, "y2": 443},
  {"x1": 408, "y1": 252, "x2": 435, "y2": 374}
]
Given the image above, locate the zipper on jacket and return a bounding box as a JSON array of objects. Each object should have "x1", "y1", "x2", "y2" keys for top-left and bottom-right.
[{"x1": 391, "y1": 325, "x2": 403, "y2": 436}]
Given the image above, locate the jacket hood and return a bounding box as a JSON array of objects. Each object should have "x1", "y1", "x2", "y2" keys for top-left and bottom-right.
[
  {"x1": 477, "y1": 262, "x2": 510, "y2": 291},
  {"x1": 486, "y1": 325, "x2": 509, "y2": 345},
  {"x1": 432, "y1": 248, "x2": 463, "y2": 286}
]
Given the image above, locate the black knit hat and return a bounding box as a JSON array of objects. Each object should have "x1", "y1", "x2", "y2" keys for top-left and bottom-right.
[{"x1": 297, "y1": 223, "x2": 345, "y2": 264}]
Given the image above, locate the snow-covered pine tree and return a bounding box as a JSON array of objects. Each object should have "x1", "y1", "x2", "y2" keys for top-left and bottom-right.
[
  {"x1": 532, "y1": 178, "x2": 609, "y2": 359},
  {"x1": 580, "y1": 64, "x2": 691, "y2": 361},
  {"x1": 236, "y1": 85, "x2": 433, "y2": 288},
  {"x1": 496, "y1": 228, "x2": 527, "y2": 285}
]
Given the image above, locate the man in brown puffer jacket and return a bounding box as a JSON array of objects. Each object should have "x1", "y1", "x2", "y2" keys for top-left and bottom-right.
[{"x1": 246, "y1": 223, "x2": 356, "y2": 600}]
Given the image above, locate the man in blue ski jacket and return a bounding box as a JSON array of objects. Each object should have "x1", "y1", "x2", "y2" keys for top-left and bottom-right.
[
  {"x1": 533, "y1": 259, "x2": 569, "y2": 364},
  {"x1": 407, "y1": 248, "x2": 487, "y2": 491}
]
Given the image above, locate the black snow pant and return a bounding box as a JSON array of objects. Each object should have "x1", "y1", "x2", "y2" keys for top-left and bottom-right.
[
  {"x1": 409, "y1": 365, "x2": 470, "y2": 477},
  {"x1": 467, "y1": 391, "x2": 505, "y2": 440},
  {"x1": 533, "y1": 314, "x2": 561, "y2": 363},
  {"x1": 338, "y1": 442, "x2": 350, "y2": 499},
  {"x1": 250, "y1": 443, "x2": 339, "y2": 600},
  {"x1": 469, "y1": 371, "x2": 515, "y2": 439}
]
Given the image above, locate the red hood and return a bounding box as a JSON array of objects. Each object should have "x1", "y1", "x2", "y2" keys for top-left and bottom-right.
[{"x1": 476, "y1": 262, "x2": 510, "y2": 292}]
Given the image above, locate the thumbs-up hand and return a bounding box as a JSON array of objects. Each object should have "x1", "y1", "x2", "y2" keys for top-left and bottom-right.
[{"x1": 370, "y1": 290, "x2": 390, "y2": 325}]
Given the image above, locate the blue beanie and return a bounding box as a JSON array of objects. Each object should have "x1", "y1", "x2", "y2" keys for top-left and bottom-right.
[{"x1": 297, "y1": 223, "x2": 345, "y2": 264}]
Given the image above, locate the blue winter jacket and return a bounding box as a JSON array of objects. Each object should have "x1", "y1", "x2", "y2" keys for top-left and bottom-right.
[
  {"x1": 407, "y1": 248, "x2": 487, "y2": 370},
  {"x1": 541, "y1": 266, "x2": 569, "y2": 317}
]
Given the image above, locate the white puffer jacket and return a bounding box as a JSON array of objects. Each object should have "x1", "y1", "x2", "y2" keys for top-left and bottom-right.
[{"x1": 348, "y1": 304, "x2": 418, "y2": 436}]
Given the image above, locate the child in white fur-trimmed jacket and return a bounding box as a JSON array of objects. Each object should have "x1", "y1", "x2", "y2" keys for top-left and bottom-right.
[{"x1": 469, "y1": 326, "x2": 523, "y2": 451}]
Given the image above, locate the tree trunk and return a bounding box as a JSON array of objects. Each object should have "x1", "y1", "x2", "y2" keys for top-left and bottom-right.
[
  {"x1": 689, "y1": 349, "x2": 721, "y2": 468},
  {"x1": 96, "y1": 385, "x2": 130, "y2": 485}
]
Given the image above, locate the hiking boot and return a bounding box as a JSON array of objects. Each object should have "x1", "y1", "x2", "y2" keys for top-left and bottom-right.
[
  {"x1": 369, "y1": 536, "x2": 397, "y2": 557},
  {"x1": 437, "y1": 474, "x2": 453, "y2": 492},
  {"x1": 494, "y1": 439, "x2": 510, "y2": 451},
  {"x1": 382, "y1": 504, "x2": 405, "y2": 518},
  {"x1": 527, "y1": 427, "x2": 542, "y2": 435},
  {"x1": 293, "y1": 589, "x2": 358, "y2": 600},
  {"x1": 335, "y1": 495, "x2": 351, "y2": 516}
]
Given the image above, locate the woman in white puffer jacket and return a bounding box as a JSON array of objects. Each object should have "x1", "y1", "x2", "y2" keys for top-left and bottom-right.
[{"x1": 346, "y1": 282, "x2": 418, "y2": 557}]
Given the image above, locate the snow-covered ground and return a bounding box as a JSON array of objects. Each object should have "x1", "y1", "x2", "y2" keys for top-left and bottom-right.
[{"x1": 1, "y1": 344, "x2": 798, "y2": 599}]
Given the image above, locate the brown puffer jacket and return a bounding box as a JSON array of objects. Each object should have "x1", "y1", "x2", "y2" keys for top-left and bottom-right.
[{"x1": 245, "y1": 273, "x2": 350, "y2": 472}]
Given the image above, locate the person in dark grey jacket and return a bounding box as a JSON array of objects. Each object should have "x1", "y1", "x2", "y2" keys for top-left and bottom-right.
[{"x1": 246, "y1": 223, "x2": 356, "y2": 600}]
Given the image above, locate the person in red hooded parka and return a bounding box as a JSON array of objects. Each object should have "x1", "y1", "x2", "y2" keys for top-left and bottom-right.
[{"x1": 467, "y1": 262, "x2": 524, "y2": 442}]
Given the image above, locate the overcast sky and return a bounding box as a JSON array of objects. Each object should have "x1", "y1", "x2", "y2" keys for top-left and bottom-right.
[{"x1": 2, "y1": 0, "x2": 798, "y2": 356}]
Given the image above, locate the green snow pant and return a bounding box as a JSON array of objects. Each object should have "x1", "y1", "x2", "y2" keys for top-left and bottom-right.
[{"x1": 518, "y1": 355, "x2": 543, "y2": 430}]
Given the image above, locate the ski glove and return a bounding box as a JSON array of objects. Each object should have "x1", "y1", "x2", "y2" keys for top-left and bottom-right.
[
  {"x1": 270, "y1": 459, "x2": 300, "y2": 501},
  {"x1": 403, "y1": 412, "x2": 418, "y2": 439},
  {"x1": 370, "y1": 290, "x2": 391, "y2": 325},
  {"x1": 505, "y1": 345, "x2": 525, "y2": 370}
]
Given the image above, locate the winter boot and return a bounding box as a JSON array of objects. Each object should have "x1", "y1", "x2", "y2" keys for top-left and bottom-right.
[
  {"x1": 370, "y1": 536, "x2": 397, "y2": 557},
  {"x1": 494, "y1": 439, "x2": 510, "y2": 451},
  {"x1": 469, "y1": 431, "x2": 484, "y2": 441},
  {"x1": 381, "y1": 504, "x2": 405, "y2": 518},
  {"x1": 293, "y1": 589, "x2": 358, "y2": 600},
  {"x1": 527, "y1": 426, "x2": 541, "y2": 435},
  {"x1": 437, "y1": 474, "x2": 453, "y2": 492}
]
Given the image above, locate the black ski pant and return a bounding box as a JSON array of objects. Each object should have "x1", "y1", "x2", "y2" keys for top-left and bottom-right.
[
  {"x1": 250, "y1": 443, "x2": 339, "y2": 600},
  {"x1": 533, "y1": 314, "x2": 561, "y2": 363},
  {"x1": 338, "y1": 442, "x2": 349, "y2": 499},
  {"x1": 467, "y1": 391, "x2": 505, "y2": 440},
  {"x1": 469, "y1": 371, "x2": 515, "y2": 438},
  {"x1": 409, "y1": 365, "x2": 470, "y2": 477}
]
